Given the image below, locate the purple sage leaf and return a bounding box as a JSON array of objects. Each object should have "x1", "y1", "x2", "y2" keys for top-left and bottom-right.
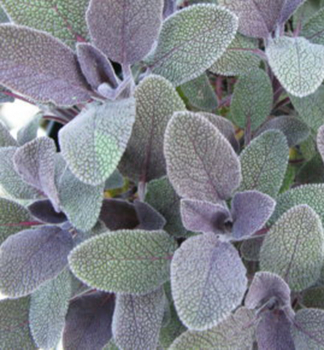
[
  {"x1": 28, "y1": 199, "x2": 67, "y2": 224},
  {"x1": 134, "y1": 200, "x2": 166, "y2": 230}
]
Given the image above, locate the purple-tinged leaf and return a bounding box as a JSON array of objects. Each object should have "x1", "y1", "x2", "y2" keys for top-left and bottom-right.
[
  {"x1": 0, "y1": 24, "x2": 91, "y2": 105},
  {"x1": 59, "y1": 98, "x2": 136, "y2": 186},
  {"x1": 256, "y1": 310, "x2": 295, "y2": 350},
  {"x1": 99, "y1": 199, "x2": 139, "y2": 230},
  {"x1": 164, "y1": 112, "x2": 242, "y2": 203},
  {"x1": 29, "y1": 269, "x2": 72, "y2": 350},
  {"x1": 0, "y1": 120, "x2": 17, "y2": 147},
  {"x1": 0, "y1": 225, "x2": 73, "y2": 298},
  {"x1": 180, "y1": 199, "x2": 232, "y2": 235},
  {"x1": 171, "y1": 233, "x2": 247, "y2": 330},
  {"x1": 240, "y1": 236, "x2": 264, "y2": 261},
  {"x1": 17, "y1": 113, "x2": 41, "y2": 146},
  {"x1": 291, "y1": 308, "x2": 324, "y2": 349},
  {"x1": 76, "y1": 43, "x2": 119, "y2": 92},
  {"x1": 28, "y1": 199, "x2": 67, "y2": 224},
  {"x1": 63, "y1": 291, "x2": 115, "y2": 350},
  {"x1": 0, "y1": 197, "x2": 33, "y2": 245},
  {"x1": 231, "y1": 191, "x2": 276, "y2": 240},
  {"x1": 87, "y1": 0, "x2": 163, "y2": 65},
  {"x1": 13, "y1": 137, "x2": 60, "y2": 212},
  {"x1": 134, "y1": 200, "x2": 166, "y2": 230},
  {"x1": 163, "y1": 0, "x2": 177, "y2": 18},
  {"x1": 119, "y1": 75, "x2": 185, "y2": 183},
  {"x1": 0, "y1": 297, "x2": 36, "y2": 349},
  {"x1": 112, "y1": 288, "x2": 166, "y2": 350},
  {"x1": 279, "y1": 0, "x2": 306, "y2": 24}
]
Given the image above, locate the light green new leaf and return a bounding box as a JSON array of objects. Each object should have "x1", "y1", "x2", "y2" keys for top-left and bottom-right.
[
  {"x1": 231, "y1": 69, "x2": 273, "y2": 131},
  {"x1": 171, "y1": 233, "x2": 247, "y2": 330},
  {"x1": 0, "y1": 121, "x2": 17, "y2": 147},
  {"x1": 209, "y1": 34, "x2": 261, "y2": 76},
  {"x1": 69, "y1": 229, "x2": 177, "y2": 295},
  {"x1": 266, "y1": 36, "x2": 324, "y2": 98},
  {"x1": 169, "y1": 307, "x2": 255, "y2": 350},
  {"x1": 0, "y1": 297, "x2": 36, "y2": 349},
  {"x1": 302, "y1": 7, "x2": 324, "y2": 45},
  {"x1": 0, "y1": 197, "x2": 32, "y2": 245},
  {"x1": 260, "y1": 205, "x2": 324, "y2": 291},
  {"x1": 17, "y1": 113, "x2": 42, "y2": 146},
  {"x1": 149, "y1": 4, "x2": 238, "y2": 86},
  {"x1": 164, "y1": 112, "x2": 241, "y2": 203},
  {"x1": 238, "y1": 131, "x2": 289, "y2": 198},
  {"x1": 271, "y1": 184, "x2": 324, "y2": 224},
  {"x1": 29, "y1": 269, "x2": 72, "y2": 350},
  {"x1": 59, "y1": 98, "x2": 136, "y2": 186},
  {"x1": 0, "y1": 0, "x2": 90, "y2": 47},
  {"x1": 180, "y1": 74, "x2": 218, "y2": 111},
  {"x1": 292, "y1": 309, "x2": 324, "y2": 349},
  {"x1": 119, "y1": 75, "x2": 185, "y2": 183},
  {"x1": 112, "y1": 288, "x2": 166, "y2": 350}
]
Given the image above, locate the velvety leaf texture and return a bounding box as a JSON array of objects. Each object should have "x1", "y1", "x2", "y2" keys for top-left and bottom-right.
[
  {"x1": 150, "y1": 4, "x2": 238, "y2": 86},
  {"x1": 238, "y1": 130, "x2": 289, "y2": 198},
  {"x1": 119, "y1": 75, "x2": 185, "y2": 183},
  {"x1": 17, "y1": 113, "x2": 41, "y2": 146},
  {"x1": 63, "y1": 291, "x2": 115, "y2": 350},
  {"x1": 279, "y1": 0, "x2": 306, "y2": 24},
  {"x1": 0, "y1": 0, "x2": 90, "y2": 47},
  {"x1": 171, "y1": 233, "x2": 247, "y2": 330},
  {"x1": 105, "y1": 169, "x2": 124, "y2": 190},
  {"x1": 260, "y1": 204, "x2": 324, "y2": 291},
  {"x1": 240, "y1": 236, "x2": 264, "y2": 261},
  {"x1": 0, "y1": 297, "x2": 36, "y2": 349},
  {"x1": 68, "y1": 229, "x2": 177, "y2": 294},
  {"x1": 112, "y1": 288, "x2": 166, "y2": 350},
  {"x1": 28, "y1": 199, "x2": 67, "y2": 224},
  {"x1": 317, "y1": 124, "x2": 324, "y2": 162},
  {"x1": 302, "y1": 7, "x2": 324, "y2": 45},
  {"x1": 302, "y1": 287, "x2": 324, "y2": 309},
  {"x1": 0, "y1": 197, "x2": 33, "y2": 244},
  {"x1": 164, "y1": 112, "x2": 241, "y2": 203},
  {"x1": 0, "y1": 24, "x2": 91, "y2": 105},
  {"x1": 87, "y1": 0, "x2": 163, "y2": 65},
  {"x1": 209, "y1": 34, "x2": 261, "y2": 76},
  {"x1": 59, "y1": 98, "x2": 136, "y2": 186},
  {"x1": 230, "y1": 69, "x2": 273, "y2": 131},
  {"x1": 0, "y1": 120, "x2": 17, "y2": 147},
  {"x1": 169, "y1": 307, "x2": 255, "y2": 350},
  {"x1": 29, "y1": 269, "x2": 72, "y2": 350},
  {"x1": 266, "y1": 36, "x2": 324, "y2": 98},
  {"x1": 0, "y1": 225, "x2": 73, "y2": 298},
  {"x1": 134, "y1": 200, "x2": 166, "y2": 230}
]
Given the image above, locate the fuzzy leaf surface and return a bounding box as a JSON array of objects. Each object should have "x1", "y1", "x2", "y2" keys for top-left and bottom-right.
[
  {"x1": 238, "y1": 130, "x2": 289, "y2": 198},
  {"x1": 104, "y1": 169, "x2": 124, "y2": 190},
  {"x1": 164, "y1": 112, "x2": 241, "y2": 203},
  {"x1": 169, "y1": 307, "x2": 255, "y2": 350},
  {"x1": 302, "y1": 287, "x2": 324, "y2": 309},
  {"x1": 266, "y1": 36, "x2": 324, "y2": 98},
  {"x1": 63, "y1": 291, "x2": 115, "y2": 350},
  {"x1": 134, "y1": 200, "x2": 166, "y2": 230},
  {"x1": 260, "y1": 205, "x2": 324, "y2": 291},
  {"x1": 230, "y1": 69, "x2": 273, "y2": 131},
  {"x1": 0, "y1": 0, "x2": 90, "y2": 47},
  {"x1": 69, "y1": 229, "x2": 177, "y2": 294},
  {"x1": 301, "y1": 6, "x2": 324, "y2": 45},
  {"x1": 87, "y1": 0, "x2": 163, "y2": 65},
  {"x1": 171, "y1": 233, "x2": 247, "y2": 330},
  {"x1": 150, "y1": 4, "x2": 238, "y2": 86},
  {"x1": 0, "y1": 297, "x2": 36, "y2": 349},
  {"x1": 59, "y1": 98, "x2": 135, "y2": 186},
  {"x1": 279, "y1": 0, "x2": 306, "y2": 24},
  {"x1": 112, "y1": 288, "x2": 166, "y2": 350},
  {"x1": 17, "y1": 113, "x2": 41, "y2": 146},
  {"x1": 0, "y1": 25, "x2": 91, "y2": 105},
  {"x1": 29, "y1": 269, "x2": 72, "y2": 350},
  {"x1": 0, "y1": 225, "x2": 73, "y2": 297},
  {"x1": 119, "y1": 75, "x2": 185, "y2": 182},
  {"x1": 317, "y1": 124, "x2": 324, "y2": 162},
  {"x1": 240, "y1": 236, "x2": 264, "y2": 261},
  {"x1": 0, "y1": 121, "x2": 17, "y2": 147},
  {"x1": 28, "y1": 199, "x2": 67, "y2": 224}
]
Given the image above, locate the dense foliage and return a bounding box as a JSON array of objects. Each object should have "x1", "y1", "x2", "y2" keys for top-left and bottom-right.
[{"x1": 0, "y1": 0, "x2": 324, "y2": 349}]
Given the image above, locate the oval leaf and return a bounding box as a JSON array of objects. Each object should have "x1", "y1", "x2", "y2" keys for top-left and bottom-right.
[{"x1": 28, "y1": 199, "x2": 67, "y2": 224}]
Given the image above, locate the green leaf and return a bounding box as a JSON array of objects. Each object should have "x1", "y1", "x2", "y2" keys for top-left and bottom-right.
[
  {"x1": 301, "y1": 7, "x2": 324, "y2": 45},
  {"x1": 105, "y1": 169, "x2": 124, "y2": 190},
  {"x1": 149, "y1": 4, "x2": 238, "y2": 86},
  {"x1": 180, "y1": 74, "x2": 218, "y2": 111},
  {"x1": 266, "y1": 36, "x2": 324, "y2": 98},
  {"x1": 240, "y1": 236, "x2": 263, "y2": 261},
  {"x1": 59, "y1": 98, "x2": 136, "y2": 186},
  {"x1": 0, "y1": 297, "x2": 36, "y2": 349},
  {"x1": 209, "y1": 34, "x2": 261, "y2": 76},
  {"x1": 260, "y1": 204, "x2": 324, "y2": 291},
  {"x1": 112, "y1": 288, "x2": 166, "y2": 350},
  {"x1": 238, "y1": 130, "x2": 289, "y2": 198},
  {"x1": 164, "y1": 112, "x2": 241, "y2": 203},
  {"x1": 0, "y1": 197, "x2": 33, "y2": 245},
  {"x1": 119, "y1": 75, "x2": 185, "y2": 183},
  {"x1": 171, "y1": 233, "x2": 247, "y2": 330},
  {"x1": 68, "y1": 229, "x2": 177, "y2": 295},
  {"x1": 230, "y1": 69, "x2": 273, "y2": 131},
  {"x1": 0, "y1": 0, "x2": 90, "y2": 47},
  {"x1": 0, "y1": 121, "x2": 17, "y2": 147},
  {"x1": 169, "y1": 307, "x2": 255, "y2": 350},
  {"x1": 17, "y1": 113, "x2": 41, "y2": 146},
  {"x1": 302, "y1": 287, "x2": 324, "y2": 309},
  {"x1": 29, "y1": 269, "x2": 72, "y2": 350}
]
